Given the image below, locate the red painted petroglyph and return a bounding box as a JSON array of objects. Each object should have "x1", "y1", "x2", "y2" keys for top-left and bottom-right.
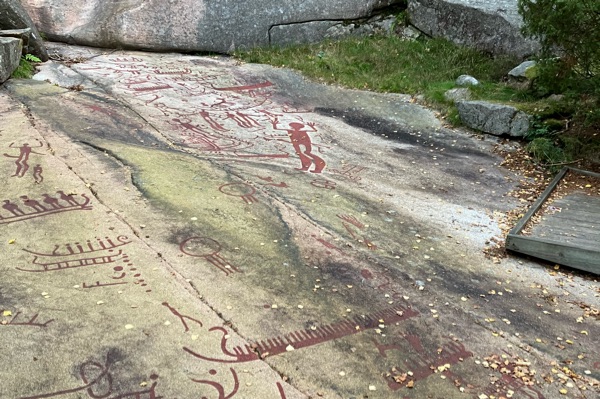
[
  {"x1": 19, "y1": 236, "x2": 131, "y2": 273},
  {"x1": 184, "y1": 304, "x2": 417, "y2": 364},
  {"x1": 310, "y1": 179, "x2": 336, "y2": 190},
  {"x1": 337, "y1": 214, "x2": 365, "y2": 229},
  {"x1": 179, "y1": 237, "x2": 241, "y2": 276},
  {"x1": 329, "y1": 164, "x2": 366, "y2": 181},
  {"x1": 276, "y1": 383, "x2": 287, "y2": 399},
  {"x1": 83, "y1": 104, "x2": 117, "y2": 117},
  {"x1": 153, "y1": 67, "x2": 192, "y2": 75},
  {"x1": 78, "y1": 57, "x2": 332, "y2": 172},
  {"x1": 269, "y1": 119, "x2": 325, "y2": 173},
  {"x1": 82, "y1": 281, "x2": 128, "y2": 289},
  {"x1": 1, "y1": 311, "x2": 54, "y2": 328},
  {"x1": 110, "y1": 56, "x2": 145, "y2": 63},
  {"x1": 0, "y1": 192, "x2": 91, "y2": 225},
  {"x1": 33, "y1": 164, "x2": 43, "y2": 183},
  {"x1": 338, "y1": 215, "x2": 377, "y2": 250},
  {"x1": 20, "y1": 236, "x2": 150, "y2": 292},
  {"x1": 23, "y1": 236, "x2": 132, "y2": 257},
  {"x1": 18, "y1": 251, "x2": 124, "y2": 273},
  {"x1": 3, "y1": 141, "x2": 44, "y2": 178},
  {"x1": 191, "y1": 368, "x2": 240, "y2": 399},
  {"x1": 19, "y1": 353, "x2": 161, "y2": 399},
  {"x1": 377, "y1": 334, "x2": 473, "y2": 391},
  {"x1": 252, "y1": 176, "x2": 289, "y2": 188},
  {"x1": 162, "y1": 302, "x2": 203, "y2": 332},
  {"x1": 168, "y1": 117, "x2": 251, "y2": 152},
  {"x1": 219, "y1": 183, "x2": 258, "y2": 204},
  {"x1": 311, "y1": 234, "x2": 343, "y2": 255}
]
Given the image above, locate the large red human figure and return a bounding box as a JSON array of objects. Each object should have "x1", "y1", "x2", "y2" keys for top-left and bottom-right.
[
  {"x1": 3, "y1": 142, "x2": 44, "y2": 178},
  {"x1": 271, "y1": 118, "x2": 326, "y2": 173}
]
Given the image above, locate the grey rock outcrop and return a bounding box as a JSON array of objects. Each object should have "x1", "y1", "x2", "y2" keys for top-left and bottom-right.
[
  {"x1": 0, "y1": 0, "x2": 48, "y2": 61},
  {"x1": 407, "y1": 0, "x2": 540, "y2": 58},
  {"x1": 21, "y1": 0, "x2": 402, "y2": 53},
  {"x1": 0, "y1": 36, "x2": 22, "y2": 83},
  {"x1": 457, "y1": 100, "x2": 531, "y2": 137},
  {"x1": 271, "y1": 14, "x2": 397, "y2": 46}
]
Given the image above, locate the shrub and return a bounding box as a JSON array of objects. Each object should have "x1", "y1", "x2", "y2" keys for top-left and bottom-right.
[{"x1": 518, "y1": 0, "x2": 599, "y2": 93}]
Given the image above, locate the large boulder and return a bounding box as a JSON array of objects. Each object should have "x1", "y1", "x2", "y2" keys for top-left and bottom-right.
[
  {"x1": 0, "y1": 0, "x2": 48, "y2": 61},
  {"x1": 0, "y1": 36, "x2": 22, "y2": 83},
  {"x1": 457, "y1": 100, "x2": 531, "y2": 137},
  {"x1": 20, "y1": 0, "x2": 401, "y2": 53},
  {"x1": 407, "y1": 0, "x2": 539, "y2": 58}
]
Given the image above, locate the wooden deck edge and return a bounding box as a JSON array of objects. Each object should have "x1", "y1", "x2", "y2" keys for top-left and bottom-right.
[
  {"x1": 506, "y1": 233, "x2": 600, "y2": 275},
  {"x1": 508, "y1": 167, "x2": 568, "y2": 236}
]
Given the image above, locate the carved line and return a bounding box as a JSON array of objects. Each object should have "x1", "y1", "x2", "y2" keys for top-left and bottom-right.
[
  {"x1": 185, "y1": 304, "x2": 417, "y2": 364},
  {"x1": 16, "y1": 251, "x2": 123, "y2": 273},
  {"x1": 2, "y1": 312, "x2": 54, "y2": 328}
]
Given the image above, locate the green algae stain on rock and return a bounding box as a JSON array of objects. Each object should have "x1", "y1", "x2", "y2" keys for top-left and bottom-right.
[{"x1": 88, "y1": 141, "x2": 299, "y2": 273}]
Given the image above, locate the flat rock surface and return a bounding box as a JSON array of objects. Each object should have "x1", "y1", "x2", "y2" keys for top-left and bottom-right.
[{"x1": 0, "y1": 44, "x2": 598, "y2": 399}]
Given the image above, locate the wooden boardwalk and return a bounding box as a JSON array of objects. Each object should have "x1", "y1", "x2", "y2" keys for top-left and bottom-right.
[{"x1": 506, "y1": 168, "x2": 600, "y2": 275}]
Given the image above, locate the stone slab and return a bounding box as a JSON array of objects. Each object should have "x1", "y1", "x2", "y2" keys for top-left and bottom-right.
[
  {"x1": 0, "y1": 46, "x2": 598, "y2": 398},
  {"x1": 457, "y1": 100, "x2": 531, "y2": 136},
  {"x1": 0, "y1": 36, "x2": 22, "y2": 82}
]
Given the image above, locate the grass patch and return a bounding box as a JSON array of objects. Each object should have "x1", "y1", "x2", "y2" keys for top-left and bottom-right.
[
  {"x1": 236, "y1": 35, "x2": 518, "y2": 104},
  {"x1": 10, "y1": 56, "x2": 36, "y2": 79}
]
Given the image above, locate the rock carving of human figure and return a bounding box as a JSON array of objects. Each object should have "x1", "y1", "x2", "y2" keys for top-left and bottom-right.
[
  {"x1": 33, "y1": 164, "x2": 43, "y2": 183},
  {"x1": 270, "y1": 119, "x2": 326, "y2": 173},
  {"x1": 20, "y1": 196, "x2": 47, "y2": 212},
  {"x1": 56, "y1": 190, "x2": 79, "y2": 206},
  {"x1": 41, "y1": 194, "x2": 63, "y2": 209},
  {"x1": 3, "y1": 142, "x2": 44, "y2": 178},
  {"x1": 2, "y1": 200, "x2": 26, "y2": 216}
]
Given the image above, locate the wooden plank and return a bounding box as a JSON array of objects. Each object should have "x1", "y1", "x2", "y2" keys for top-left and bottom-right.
[
  {"x1": 555, "y1": 201, "x2": 600, "y2": 214},
  {"x1": 542, "y1": 210, "x2": 600, "y2": 224},
  {"x1": 527, "y1": 231, "x2": 598, "y2": 251},
  {"x1": 532, "y1": 224, "x2": 598, "y2": 238},
  {"x1": 508, "y1": 167, "x2": 568, "y2": 235},
  {"x1": 537, "y1": 217, "x2": 599, "y2": 232},
  {"x1": 506, "y1": 234, "x2": 600, "y2": 274}
]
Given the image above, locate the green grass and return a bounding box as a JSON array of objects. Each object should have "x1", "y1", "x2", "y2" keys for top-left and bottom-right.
[
  {"x1": 236, "y1": 36, "x2": 519, "y2": 104},
  {"x1": 10, "y1": 57, "x2": 36, "y2": 79}
]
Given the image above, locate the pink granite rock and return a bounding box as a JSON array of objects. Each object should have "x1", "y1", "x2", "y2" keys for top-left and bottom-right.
[{"x1": 20, "y1": 0, "x2": 401, "y2": 53}]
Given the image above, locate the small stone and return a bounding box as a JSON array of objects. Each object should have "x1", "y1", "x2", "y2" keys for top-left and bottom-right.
[{"x1": 456, "y1": 75, "x2": 479, "y2": 86}]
